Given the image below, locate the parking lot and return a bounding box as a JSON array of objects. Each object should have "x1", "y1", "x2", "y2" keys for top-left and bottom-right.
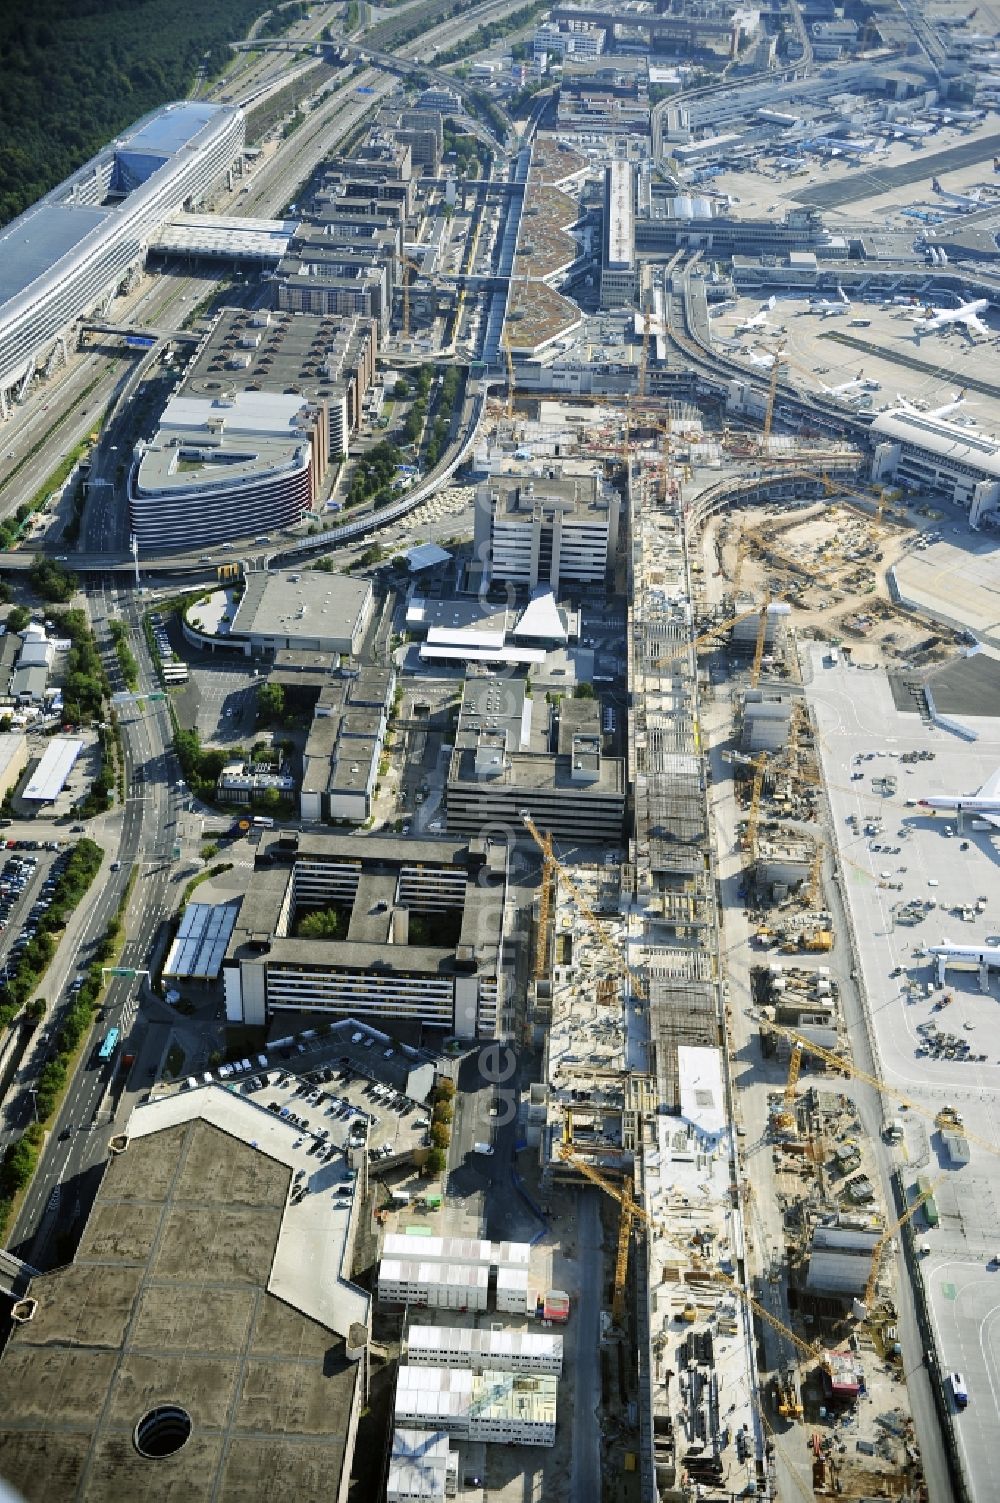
[
  {"x1": 172, "y1": 657, "x2": 260, "y2": 747},
  {"x1": 0, "y1": 845, "x2": 66, "y2": 972},
  {"x1": 170, "y1": 1028, "x2": 435, "y2": 1168},
  {"x1": 807, "y1": 647, "x2": 1000, "y2": 1499}
]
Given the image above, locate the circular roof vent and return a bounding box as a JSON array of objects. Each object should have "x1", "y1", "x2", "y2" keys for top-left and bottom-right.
[{"x1": 134, "y1": 1405, "x2": 193, "y2": 1460}]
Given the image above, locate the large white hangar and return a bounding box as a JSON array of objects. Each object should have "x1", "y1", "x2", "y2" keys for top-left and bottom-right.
[{"x1": 0, "y1": 100, "x2": 244, "y2": 417}]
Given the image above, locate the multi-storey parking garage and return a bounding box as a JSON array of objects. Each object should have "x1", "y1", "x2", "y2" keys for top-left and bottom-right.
[
  {"x1": 0, "y1": 100, "x2": 244, "y2": 416},
  {"x1": 128, "y1": 390, "x2": 320, "y2": 551}
]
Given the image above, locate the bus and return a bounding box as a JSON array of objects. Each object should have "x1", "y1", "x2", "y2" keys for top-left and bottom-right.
[
  {"x1": 98, "y1": 1027, "x2": 120, "y2": 1062},
  {"x1": 252, "y1": 816, "x2": 274, "y2": 829}
]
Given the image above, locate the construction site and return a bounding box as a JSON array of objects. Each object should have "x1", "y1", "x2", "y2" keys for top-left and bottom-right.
[{"x1": 432, "y1": 177, "x2": 998, "y2": 1495}]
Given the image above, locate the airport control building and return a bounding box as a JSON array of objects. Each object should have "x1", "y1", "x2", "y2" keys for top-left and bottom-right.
[{"x1": 0, "y1": 101, "x2": 244, "y2": 417}]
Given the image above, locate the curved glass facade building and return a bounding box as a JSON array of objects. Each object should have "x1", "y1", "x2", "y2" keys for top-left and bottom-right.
[
  {"x1": 0, "y1": 101, "x2": 244, "y2": 415},
  {"x1": 128, "y1": 389, "x2": 325, "y2": 552}
]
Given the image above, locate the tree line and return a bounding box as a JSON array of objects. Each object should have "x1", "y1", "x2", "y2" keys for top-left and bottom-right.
[{"x1": 0, "y1": 0, "x2": 279, "y2": 227}]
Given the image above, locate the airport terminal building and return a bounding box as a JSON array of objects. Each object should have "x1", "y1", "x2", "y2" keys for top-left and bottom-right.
[
  {"x1": 0, "y1": 101, "x2": 244, "y2": 416},
  {"x1": 870, "y1": 406, "x2": 1000, "y2": 525}
]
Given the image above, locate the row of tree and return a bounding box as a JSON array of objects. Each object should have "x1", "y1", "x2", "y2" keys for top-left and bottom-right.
[
  {"x1": 0, "y1": 0, "x2": 283, "y2": 228},
  {"x1": 0, "y1": 865, "x2": 133, "y2": 1236},
  {"x1": 0, "y1": 839, "x2": 103, "y2": 1031}
]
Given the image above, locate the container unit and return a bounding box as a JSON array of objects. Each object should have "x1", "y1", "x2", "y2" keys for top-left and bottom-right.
[
  {"x1": 496, "y1": 1267, "x2": 532, "y2": 1315},
  {"x1": 386, "y1": 1429, "x2": 458, "y2": 1501},
  {"x1": 382, "y1": 1234, "x2": 495, "y2": 1267},
  {"x1": 394, "y1": 1366, "x2": 557, "y2": 1446},
  {"x1": 407, "y1": 1324, "x2": 564, "y2": 1376},
  {"x1": 542, "y1": 1289, "x2": 571, "y2": 1323},
  {"x1": 377, "y1": 1258, "x2": 489, "y2": 1312}
]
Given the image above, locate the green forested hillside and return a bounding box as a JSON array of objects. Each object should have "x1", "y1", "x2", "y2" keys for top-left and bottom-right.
[{"x1": 0, "y1": 0, "x2": 279, "y2": 226}]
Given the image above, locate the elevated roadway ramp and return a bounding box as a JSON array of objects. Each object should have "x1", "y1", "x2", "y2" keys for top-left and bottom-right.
[
  {"x1": 0, "y1": 1249, "x2": 40, "y2": 1300},
  {"x1": 80, "y1": 321, "x2": 200, "y2": 345}
]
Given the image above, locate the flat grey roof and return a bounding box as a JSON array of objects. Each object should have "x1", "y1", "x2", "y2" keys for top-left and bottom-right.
[
  {"x1": 264, "y1": 936, "x2": 462, "y2": 974},
  {"x1": 330, "y1": 732, "x2": 381, "y2": 792},
  {"x1": 450, "y1": 746, "x2": 626, "y2": 796},
  {"x1": 229, "y1": 863, "x2": 289, "y2": 940},
  {"x1": 232, "y1": 570, "x2": 371, "y2": 643},
  {"x1": 182, "y1": 305, "x2": 372, "y2": 403},
  {"x1": 282, "y1": 830, "x2": 474, "y2": 866},
  {"x1": 347, "y1": 872, "x2": 399, "y2": 942}
]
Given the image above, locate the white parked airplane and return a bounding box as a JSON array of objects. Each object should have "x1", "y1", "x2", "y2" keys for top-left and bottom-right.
[
  {"x1": 919, "y1": 767, "x2": 1000, "y2": 825},
  {"x1": 734, "y1": 296, "x2": 776, "y2": 334},
  {"x1": 927, "y1": 941, "x2": 1000, "y2": 982},
  {"x1": 896, "y1": 392, "x2": 967, "y2": 421},
  {"x1": 820, "y1": 371, "x2": 864, "y2": 397},
  {"x1": 912, "y1": 298, "x2": 989, "y2": 338},
  {"x1": 744, "y1": 348, "x2": 777, "y2": 368},
  {"x1": 808, "y1": 287, "x2": 850, "y2": 315}
]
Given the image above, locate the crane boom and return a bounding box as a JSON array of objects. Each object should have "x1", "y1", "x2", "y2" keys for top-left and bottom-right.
[
  {"x1": 521, "y1": 813, "x2": 647, "y2": 999},
  {"x1": 862, "y1": 1175, "x2": 943, "y2": 1310},
  {"x1": 763, "y1": 342, "x2": 784, "y2": 441},
  {"x1": 750, "y1": 597, "x2": 771, "y2": 688},
  {"x1": 558, "y1": 1144, "x2": 826, "y2": 1367},
  {"x1": 613, "y1": 1178, "x2": 636, "y2": 1324},
  {"x1": 767, "y1": 1022, "x2": 1000, "y2": 1165},
  {"x1": 651, "y1": 604, "x2": 765, "y2": 669}
]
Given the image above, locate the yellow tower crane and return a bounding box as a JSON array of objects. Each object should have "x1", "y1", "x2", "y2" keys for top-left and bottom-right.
[
  {"x1": 762, "y1": 342, "x2": 785, "y2": 442},
  {"x1": 750, "y1": 597, "x2": 772, "y2": 688},
  {"x1": 772, "y1": 1039, "x2": 804, "y2": 1133},
  {"x1": 557, "y1": 1143, "x2": 830, "y2": 1377},
  {"x1": 395, "y1": 251, "x2": 423, "y2": 341},
  {"x1": 651, "y1": 604, "x2": 767, "y2": 669},
  {"x1": 766, "y1": 1022, "x2": 1000, "y2": 1168},
  {"x1": 862, "y1": 1175, "x2": 944, "y2": 1313},
  {"x1": 533, "y1": 826, "x2": 555, "y2": 982},
  {"x1": 521, "y1": 812, "x2": 647, "y2": 1000},
  {"x1": 613, "y1": 1176, "x2": 638, "y2": 1325}
]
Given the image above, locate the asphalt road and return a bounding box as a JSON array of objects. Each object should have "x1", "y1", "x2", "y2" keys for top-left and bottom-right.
[
  {"x1": 571, "y1": 1191, "x2": 603, "y2": 1503},
  {"x1": 8, "y1": 577, "x2": 183, "y2": 1266}
]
